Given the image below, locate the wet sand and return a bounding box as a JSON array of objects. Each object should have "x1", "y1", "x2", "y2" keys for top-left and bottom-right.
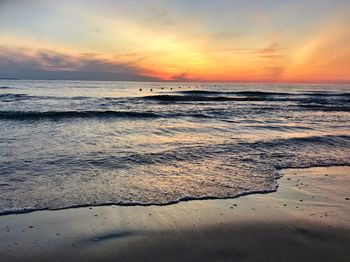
[{"x1": 1, "y1": 166, "x2": 349, "y2": 262}]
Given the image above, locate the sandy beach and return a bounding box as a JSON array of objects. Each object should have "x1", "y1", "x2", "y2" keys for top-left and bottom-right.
[{"x1": 0, "y1": 166, "x2": 349, "y2": 261}]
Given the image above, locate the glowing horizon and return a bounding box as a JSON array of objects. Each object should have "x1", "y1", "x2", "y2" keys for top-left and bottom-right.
[{"x1": 1, "y1": 0, "x2": 350, "y2": 83}]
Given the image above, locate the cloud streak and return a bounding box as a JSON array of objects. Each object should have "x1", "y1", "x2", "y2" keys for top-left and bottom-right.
[{"x1": 0, "y1": 46, "x2": 160, "y2": 81}]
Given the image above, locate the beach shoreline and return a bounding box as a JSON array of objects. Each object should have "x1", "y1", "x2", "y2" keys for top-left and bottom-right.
[{"x1": 1, "y1": 166, "x2": 349, "y2": 261}]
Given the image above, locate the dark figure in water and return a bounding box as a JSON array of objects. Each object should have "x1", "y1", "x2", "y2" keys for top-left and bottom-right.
[
  {"x1": 150, "y1": 89, "x2": 153, "y2": 92},
  {"x1": 179, "y1": 86, "x2": 181, "y2": 88},
  {"x1": 139, "y1": 88, "x2": 142, "y2": 91},
  {"x1": 161, "y1": 87, "x2": 164, "y2": 90},
  {"x1": 170, "y1": 88, "x2": 173, "y2": 90}
]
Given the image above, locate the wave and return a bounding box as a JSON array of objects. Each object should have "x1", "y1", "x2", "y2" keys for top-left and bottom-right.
[
  {"x1": 44, "y1": 134, "x2": 350, "y2": 169},
  {"x1": 0, "y1": 93, "x2": 32, "y2": 102},
  {"x1": 177, "y1": 90, "x2": 350, "y2": 97},
  {"x1": 0, "y1": 110, "x2": 162, "y2": 120},
  {"x1": 139, "y1": 91, "x2": 350, "y2": 104},
  {"x1": 0, "y1": 86, "x2": 14, "y2": 89},
  {"x1": 295, "y1": 104, "x2": 350, "y2": 112},
  {"x1": 141, "y1": 95, "x2": 265, "y2": 102},
  {"x1": 0, "y1": 93, "x2": 92, "y2": 102},
  {"x1": 139, "y1": 95, "x2": 350, "y2": 110},
  {"x1": 0, "y1": 188, "x2": 277, "y2": 216},
  {"x1": 260, "y1": 134, "x2": 350, "y2": 148},
  {"x1": 0, "y1": 159, "x2": 348, "y2": 215},
  {"x1": 1, "y1": 134, "x2": 349, "y2": 215},
  {"x1": 0, "y1": 110, "x2": 214, "y2": 121},
  {"x1": 2, "y1": 91, "x2": 349, "y2": 105},
  {"x1": 177, "y1": 90, "x2": 292, "y2": 96}
]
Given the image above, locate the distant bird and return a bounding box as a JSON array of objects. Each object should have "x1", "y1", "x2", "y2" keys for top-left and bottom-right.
[{"x1": 139, "y1": 88, "x2": 142, "y2": 91}]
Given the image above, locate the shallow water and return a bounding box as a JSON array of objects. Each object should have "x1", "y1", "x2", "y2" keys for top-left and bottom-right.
[{"x1": 0, "y1": 80, "x2": 349, "y2": 214}]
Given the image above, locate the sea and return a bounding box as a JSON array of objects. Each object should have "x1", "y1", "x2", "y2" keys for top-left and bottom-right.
[{"x1": 1, "y1": 80, "x2": 349, "y2": 214}]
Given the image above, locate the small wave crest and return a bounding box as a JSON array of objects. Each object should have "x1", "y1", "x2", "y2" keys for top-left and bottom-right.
[
  {"x1": 177, "y1": 90, "x2": 350, "y2": 97},
  {"x1": 140, "y1": 91, "x2": 350, "y2": 105},
  {"x1": 0, "y1": 110, "x2": 162, "y2": 120},
  {"x1": 177, "y1": 90, "x2": 292, "y2": 96},
  {"x1": 0, "y1": 93, "x2": 32, "y2": 102},
  {"x1": 295, "y1": 104, "x2": 350, "y2": 112},
  {"x1": 141, "y1": 95, "x2": 264, "y2": 102},
  {"x1": 0, "y1": 188, "x2": 278, "y2": 215}
]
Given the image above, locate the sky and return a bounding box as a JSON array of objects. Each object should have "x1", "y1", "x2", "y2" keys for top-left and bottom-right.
[{"x1": 0, "y1": 0, "x2": 349, "y2": 83}]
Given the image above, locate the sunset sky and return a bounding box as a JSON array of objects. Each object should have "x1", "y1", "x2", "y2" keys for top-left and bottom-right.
[{"x1": 0, "y1": 0, "x2": 349, "y2": 83}]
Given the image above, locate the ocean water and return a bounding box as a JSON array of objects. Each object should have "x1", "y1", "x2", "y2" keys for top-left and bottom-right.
[{"x1": 1, "y1": 80, "x2": 350, "y2": 214}]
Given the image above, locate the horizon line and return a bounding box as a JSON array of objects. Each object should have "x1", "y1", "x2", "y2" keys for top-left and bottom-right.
[{"x1": 1, "y1": 78, "x2": 350, "y2": 85}]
